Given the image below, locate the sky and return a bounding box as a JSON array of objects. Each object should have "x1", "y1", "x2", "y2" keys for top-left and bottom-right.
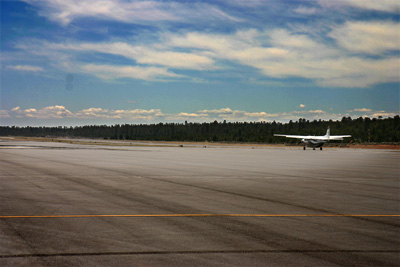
[{"x1": 1, "y1": 0, "x2": 399, "y2": 126}]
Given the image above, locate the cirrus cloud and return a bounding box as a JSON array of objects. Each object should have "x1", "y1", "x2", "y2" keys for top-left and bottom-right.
[
  {"x1": 318, "y1": 0, "x2": 400, "y2": 13},
  {"x1": 81, "y1": 64, "x2": 180, "y2": 81},
  {"x1": 7, "y1": 65, "x2": 44, "y2": 72},
  {"x1": 48, "y1": 42, "x2": 216, "y2": 70},
  {"x1": 294, "y1": 6, "x2": 318, "y2": 15},
  {"x1": 10, "y1": 3, "x2": 400, "y2": 87},
  {"x1": 22, "y1": 0, "x2": 240, "y2": 25},
  {"x1": 14, "y1": 22, "x2": 400, "y2": 87},
  {"x1": 329, "y1": 21, "x2": 400, "y2": 54},
  {"x1": 164, "y1": 26, "x2": 399, "y2": 87}
]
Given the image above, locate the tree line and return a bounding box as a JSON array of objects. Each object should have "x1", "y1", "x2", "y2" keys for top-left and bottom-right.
[{"x1": 1, "y1": 116, "x2": 399, "y2": 143}]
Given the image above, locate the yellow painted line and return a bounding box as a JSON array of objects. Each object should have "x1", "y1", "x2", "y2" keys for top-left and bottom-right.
[{"x1": 0, "y1": 214, "x2": 399, "y2": 219}]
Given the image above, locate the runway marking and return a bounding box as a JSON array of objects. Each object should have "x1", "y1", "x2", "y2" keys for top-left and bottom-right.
[{"x1": 1, "y1": 214, "x2": 399, "y2": 218}]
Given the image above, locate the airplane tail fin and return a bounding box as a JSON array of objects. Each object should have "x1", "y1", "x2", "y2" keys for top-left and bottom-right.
[{"x1": 325, "y1": 126, "x2": 330, "y2": 139}]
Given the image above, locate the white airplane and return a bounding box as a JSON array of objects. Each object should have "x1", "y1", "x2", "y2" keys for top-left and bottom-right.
[{"x1": 274, "y1": 127, "x2": 351, "y2": 150}]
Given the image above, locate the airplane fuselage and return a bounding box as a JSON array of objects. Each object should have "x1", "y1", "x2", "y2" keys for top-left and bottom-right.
[{"x1": 302, "y1": 139, "x2": 326, "y2": 148}]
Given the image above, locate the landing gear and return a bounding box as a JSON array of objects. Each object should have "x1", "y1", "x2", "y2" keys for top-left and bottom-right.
[
  {"x1": 303, "y1": 146, "x2": 306, "y2": 150},
  {"x1": 313, "y1": 148, "x2": 315, "y2": 150},
  {"x1": 320, "y1": 147, "x2": 323, "y2": 150}
]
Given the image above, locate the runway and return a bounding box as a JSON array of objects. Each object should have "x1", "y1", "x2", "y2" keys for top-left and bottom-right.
[{"x1": 1, "y1": 140, "x2": 399, "y2": 266}]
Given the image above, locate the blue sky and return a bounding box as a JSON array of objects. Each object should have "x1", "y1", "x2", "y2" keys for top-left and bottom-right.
[{"x1": 1, "y1": 0, "x2": 399, "y2": 126}]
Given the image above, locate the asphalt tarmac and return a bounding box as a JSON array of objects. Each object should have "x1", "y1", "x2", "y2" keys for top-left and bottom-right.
[{"x1": 1, "y1": 140, "x2": 399, "y2": 266}]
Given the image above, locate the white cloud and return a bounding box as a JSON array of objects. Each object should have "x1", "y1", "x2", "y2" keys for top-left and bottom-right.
[
  {"x1": 263, "y1": 29, "x2": 398, "y2": 87},
  {"x1": 342, "y1": 108, "x2": 400, "y2": 119},
  {"x1": 4, "y1": 105, "x2": 399, "y2": 123},
  {"x1": 24, "y1": 108, "x2": 38, "y2": 113},
  {"x1": 7, "y1": 65, "x2": 44, "y2": 72},
  {"x1": 78, "y1": 107, "x2": 109, "y2": 118},
  {"x1": 177, "y1": 112, "x2": 207, "y2": 118},
  {"x1": 81, "y1": 64, "x2": 180, "y2": 81},
  {"x1": 14, "y1": 23, "x2": 400, "y2": 87},
  {"x1": 351, "y1": 108, "x2": 372, "y2": 112},
  {"x1": 294, "y1": 110, "x2": 325, "y2": 114},
  {"x1": 24, "y1": 0, "x2": 176, "y2": 25},
  {"x1": 318, "y1": 0, "x2": 400, "y2": 13},
  {"x1": 169, "y1": 108, "x2": 387, "y2": 122},
  {"x1": 329, "y1": 21, "x2": 400, "y2": 54},
  {"x1": 197, "y1": 108, "x2": 234, "y2": 115},
  {"x1": 11, "y1": 105, "x2": 73, "y2": 119},
  {"x1": 50, "y1": 42, "x2": 215, "y2": 70},
  {"x1": 294, "y1": 6, "x2": 318, "y2": 15},
  {"x1": 164, "y1": 30, "x2": 258, "y2": 56},
  {"x1": 174, "y1": 108, "x2": 283, "y2": 121},
  {"x1": 23, "y1": 0, "x2": 240, "y2": 25},
  {"x1": 75, "y1": 107, "x2": 165, "y2": 120},
  {"x1": 136, "y1": 50, "x2": 215, "y2": 70},
  {"x1": 0, "y1": 110, "x2": 10, "y2": 118},
  {"x1": 165, "y1": 27, "x2": 399, "y2": 87},
  {"x1": 222, "y1": 0, "x2": 266, "y2": 7},
  {"x1": 299, "y1": 104, "x2": 305, "y2": 108},
  {"x1": 371, "y1": 111, "x2": 398, "y2": 117},
  {"x1": 316, "y1": 57, "x2": 399, "y2": 87}
]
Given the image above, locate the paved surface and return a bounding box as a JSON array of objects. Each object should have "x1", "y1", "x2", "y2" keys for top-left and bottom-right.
[{"x1": 0, "y1": 140, "x2": 399, "y2": 266}]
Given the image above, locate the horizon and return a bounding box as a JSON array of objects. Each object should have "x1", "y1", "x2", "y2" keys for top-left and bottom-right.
[{"x1": 1, "y1": 115, "x2": 397, "y2": 129}]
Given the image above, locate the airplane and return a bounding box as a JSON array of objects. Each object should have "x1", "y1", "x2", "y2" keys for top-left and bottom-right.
[{"x1": 274, "y1": 127, "x2": 351, "y2": 150}]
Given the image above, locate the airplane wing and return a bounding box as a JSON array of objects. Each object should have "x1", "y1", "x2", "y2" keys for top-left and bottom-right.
[
  {"x1": 274, "y1": 134, "x2": 313, "y2": 139},
  {"x1": 328, "y1": 135, "x2": 352, "y2": 140},
  {"x1": 274, "y1": 134, "x2": 351, "y2": 140}
]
